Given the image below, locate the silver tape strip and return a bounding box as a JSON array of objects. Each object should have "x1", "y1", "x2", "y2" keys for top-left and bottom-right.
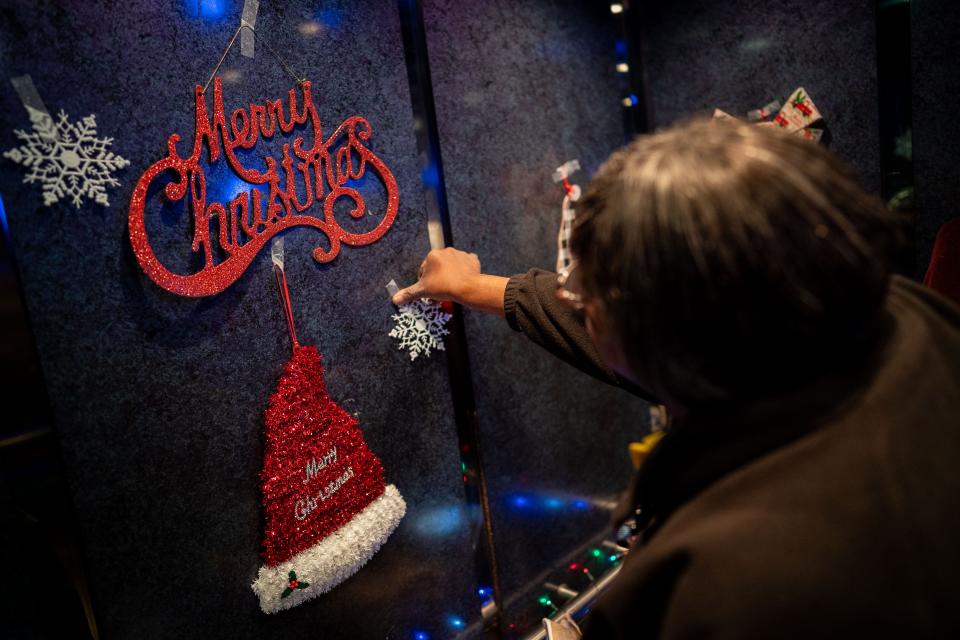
[
  {"x1": 747, "y1": 99, "x2": 781, "y2": 122},
  {"x1": 552, "y1": 159, "x2": 580, "y2": 183},
  {"x1": 10, "y1": 75, "x2": 55, "y2": 140},
  {"x1": 385, "y1": 279, "x2": 400, "y2": 299},
  {"x1": 240, "y1": 0, "x2": 260, "y2": 58},
  {"x1": 271, "y1": 235, "x2": 284, "y2": 269}
]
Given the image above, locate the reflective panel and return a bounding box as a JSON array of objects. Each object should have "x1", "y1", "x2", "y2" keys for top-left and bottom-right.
[
  {"x1": 0, "y1": 1, "x2": 481, "y2": 638},
  {"x1": 421, "y1": 0, "x2": 650, "y2": 633}
]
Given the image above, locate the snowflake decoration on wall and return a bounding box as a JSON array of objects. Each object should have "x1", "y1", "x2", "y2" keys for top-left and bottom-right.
[
  {"x1": 3, "y1": 106, "x2": 129, "y2": 208},
  {"x1": 389, "y1": 299, "x2": 452, "y2": 361}
]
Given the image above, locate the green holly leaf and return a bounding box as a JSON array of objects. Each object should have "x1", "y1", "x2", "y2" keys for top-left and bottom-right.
[
  {"x1": 288, "y1": 570, "x2": 297, "y2": 580},
  {"x1": 297, "y1": 581, "x2": 310, "y2": 589},
  {"x1": 281, "y1": 587, "x2": 294, "y2": 599}
]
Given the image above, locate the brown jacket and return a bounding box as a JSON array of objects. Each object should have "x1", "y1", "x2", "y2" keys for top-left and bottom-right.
[{"x1": 504, "y1": 270, "x2": 960, "y2": 638}]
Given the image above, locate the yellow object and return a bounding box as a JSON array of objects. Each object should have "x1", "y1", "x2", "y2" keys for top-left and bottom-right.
[{"x1": 628, "y1": 431, "x2": 666, "y2": 470}]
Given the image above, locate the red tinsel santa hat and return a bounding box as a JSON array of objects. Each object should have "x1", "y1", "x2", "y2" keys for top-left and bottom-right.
[{"x1": 251, "y1": 267, "x2": 405, "y2": 613}]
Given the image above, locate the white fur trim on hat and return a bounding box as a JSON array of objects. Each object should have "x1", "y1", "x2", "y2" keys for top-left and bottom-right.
[{"x1": 252, "y1": 484, "x2": 406, "y2": 614}]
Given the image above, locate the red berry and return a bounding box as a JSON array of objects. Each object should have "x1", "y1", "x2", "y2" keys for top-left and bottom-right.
[{"x1": 290, "y1": 580, "x2": 298, "y2": 588}]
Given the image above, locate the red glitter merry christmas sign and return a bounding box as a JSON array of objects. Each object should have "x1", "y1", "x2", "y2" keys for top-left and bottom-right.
[{"x1": 128, "y1": 78, "x2": 399, "y2": 297}]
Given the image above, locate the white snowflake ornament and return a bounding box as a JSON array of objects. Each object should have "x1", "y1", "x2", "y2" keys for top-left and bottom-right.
[
  {"x1": 389, "y1": 298, "x2": 452, "y2": 361},
  {"x1": 4, "y1": 106, "x2": 129, "y2": 208}
]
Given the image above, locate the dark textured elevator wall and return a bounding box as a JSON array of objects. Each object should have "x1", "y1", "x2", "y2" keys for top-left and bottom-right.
[
  {"x1": 422, "y1": 0, "x2": 651, "y2": 620},
  {"x1": 912, "y1": 0, "x2": 960, "y2": 274},
  {"x1": 637, "y1": 0, "x2": 882, "y2": 194},
  {"x1": 0, "y1": 1, "x2": 481, "y2": 638}
]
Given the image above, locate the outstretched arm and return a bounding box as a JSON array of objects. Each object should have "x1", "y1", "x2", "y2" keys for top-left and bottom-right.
[
  {"x1": 393, "y1": 248, "x2": 654, "y2": 400},
  {"x1": 392, "y1": 248, "x2": 507, "y2": 315}
]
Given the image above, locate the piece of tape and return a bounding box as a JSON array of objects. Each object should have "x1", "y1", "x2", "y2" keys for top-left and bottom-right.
[
  {"x1": 747, "y1": 99, "x2": 781, "y2": 122},
  {"x1": 385, "y1": 279, "x2": 400, "y2": 299},
  {"x1": 240, "y1": 0, "x2": 260, "y2": 58},
  {"x1": 10, "y1": 75, "x2": 55, "y2": 140},
  {"x1": 552, "y1": 159, "x2": 580, "y2": 183},
  {"x1": 271, "y1": 235, "x2": 284, "y2": 269}
]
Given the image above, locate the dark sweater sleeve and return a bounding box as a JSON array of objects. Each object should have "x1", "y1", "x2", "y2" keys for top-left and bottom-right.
[{"x1": 503, "y1": 268, "x2": 657, "y2": 401}]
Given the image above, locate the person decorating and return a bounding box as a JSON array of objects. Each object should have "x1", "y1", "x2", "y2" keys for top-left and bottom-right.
[{"x1": 394, "y1": 119, "x2": 960, "y2": 638}]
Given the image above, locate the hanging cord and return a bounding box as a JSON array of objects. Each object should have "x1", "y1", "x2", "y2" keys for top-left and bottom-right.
[
  {"x1": 273, "y1": 264, "x2": 300, "y2": 351},
  {"x1": 201, "y1": 23, "x2": 305, "y2": 94},
  {"x1": 202, "y1": 22, "x2": 303, "y2": 351}
]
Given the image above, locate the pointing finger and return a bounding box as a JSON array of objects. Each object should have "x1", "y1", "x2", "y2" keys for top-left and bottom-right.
[{"x1": 392, "y1": 281, "x2": 424, "y2": 305}]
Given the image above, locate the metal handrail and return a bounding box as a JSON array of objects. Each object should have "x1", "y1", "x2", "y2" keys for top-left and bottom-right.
[{"x1": 520, "y1": 564, "x2": 623, "y2": 640}]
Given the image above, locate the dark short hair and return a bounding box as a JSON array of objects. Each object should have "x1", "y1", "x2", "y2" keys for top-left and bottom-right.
[{"x1": 570, "y1": 119, "x2": 901, "y2": 408}]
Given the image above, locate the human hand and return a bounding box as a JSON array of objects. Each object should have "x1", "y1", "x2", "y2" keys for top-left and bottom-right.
[{"x1": 392, "y1": 247, "x2": 482, "y2": 306}]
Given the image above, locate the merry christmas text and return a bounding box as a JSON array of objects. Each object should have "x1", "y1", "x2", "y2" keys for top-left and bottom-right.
[
  {"x1": 303, "y1": 447, "x2": 337, "y2": 485},
  {"x1": 128, "y1": 77, "x2": 399, "y2": 297},
  {"x1": 293, "y1": 465, "x2": 355, "y2": 522}
]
